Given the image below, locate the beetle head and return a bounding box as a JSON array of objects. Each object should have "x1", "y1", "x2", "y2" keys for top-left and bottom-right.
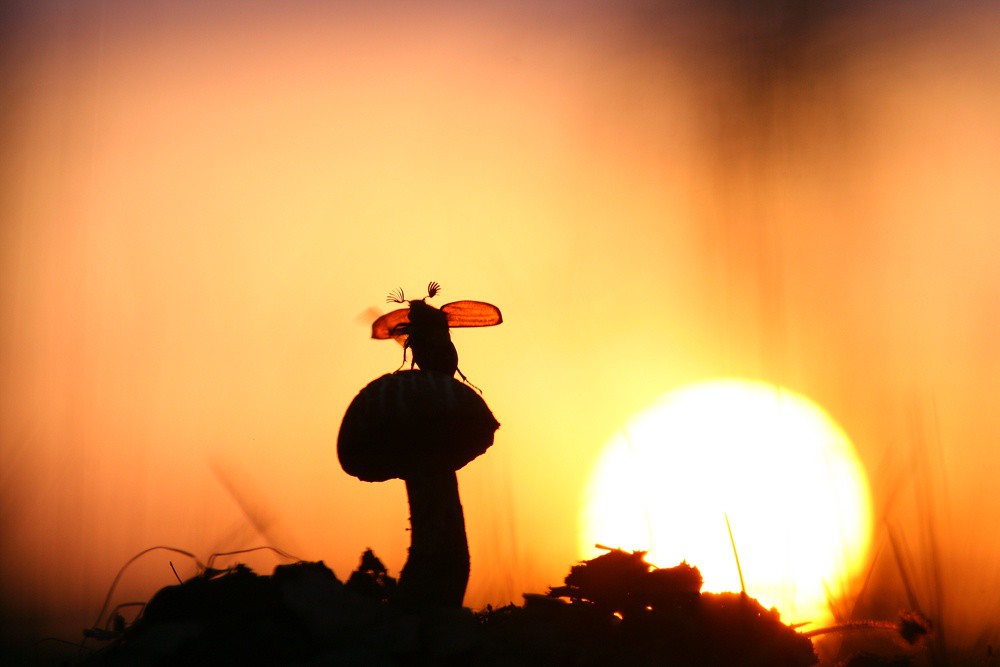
[{"x1": 387, "y1": 282, "x2": 441, "y2": 305}]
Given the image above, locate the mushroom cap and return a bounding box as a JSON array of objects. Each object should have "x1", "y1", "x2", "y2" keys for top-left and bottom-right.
[{"x1": 338, "y1": 371, "x2": 500, "y2": 482}]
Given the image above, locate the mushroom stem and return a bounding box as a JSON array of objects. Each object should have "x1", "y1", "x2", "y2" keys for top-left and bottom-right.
[{"x1": 396, "y1": 468, "x2": 470, "y2": 608}]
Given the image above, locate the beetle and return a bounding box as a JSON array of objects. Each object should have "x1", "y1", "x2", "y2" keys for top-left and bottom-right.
[{"x1": 371, "y1": 281, "x2": 502, "y2": 383}]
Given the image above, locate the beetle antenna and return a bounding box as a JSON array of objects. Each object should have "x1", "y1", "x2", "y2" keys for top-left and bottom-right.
[
  {"x1": 387, "y1": 287, "x2": 406, "y2": 304},
  {"x1": 427, "y1": 281, "x2": 441, "y2": 299}
]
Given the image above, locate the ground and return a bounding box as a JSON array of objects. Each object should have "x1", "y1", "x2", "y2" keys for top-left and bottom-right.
[{"x1": 73, "y1": 548, "x2": 821, "y2": 666}]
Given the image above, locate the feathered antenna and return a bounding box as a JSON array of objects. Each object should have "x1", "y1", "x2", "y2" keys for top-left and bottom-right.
[
  {"x1": 427, "y1": 281, "x2": 441, "y2": 298},
  {"x1": 387, "y1": 287, "x2": 406, "y2": 304}
]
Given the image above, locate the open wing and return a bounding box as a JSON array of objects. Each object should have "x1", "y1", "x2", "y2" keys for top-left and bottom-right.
[
  {"x1": 371, "y1": 307, "x2": 410, "y2": 343},
  {"x1": 441, "y1": 300, "x2": 503, "y2": 328}
]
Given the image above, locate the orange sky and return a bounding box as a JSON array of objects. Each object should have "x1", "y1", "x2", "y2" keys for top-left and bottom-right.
[{"x1": 1, "y1": 0, "x2": 998, "y2": 651}]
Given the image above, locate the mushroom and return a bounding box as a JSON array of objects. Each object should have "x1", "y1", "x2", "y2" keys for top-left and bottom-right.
[{"x1": 337, "y1": 370, "x2": 499, "y2": 608}]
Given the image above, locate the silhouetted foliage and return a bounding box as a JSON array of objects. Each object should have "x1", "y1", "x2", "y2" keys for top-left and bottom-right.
[
  {"x1": 79, "y1": 548, "x2": 818, "y2": 666},
  {"x1": 548, "y1": 546, "x2": 702, "y2": 617},
  {"x1": 344, "y1": 548, "x2": 396, "y2": 601},
  {"x1": 896, "y1": 610, "x2": 931, "y2": 646},
  {"x1": 844, "y1": 653, "x2": 913, "y2": 667}
]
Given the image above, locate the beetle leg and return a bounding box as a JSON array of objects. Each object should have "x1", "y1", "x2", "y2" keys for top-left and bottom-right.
[
  {"x1": 455, "y1": 367, "x2": 482, "y2": 394},
  {"x1": 402, "y1": 341, "x2": 416, "y2": 371},
  {"x1": 396, "y1": 343, "x2": 409, "y2": 372}
]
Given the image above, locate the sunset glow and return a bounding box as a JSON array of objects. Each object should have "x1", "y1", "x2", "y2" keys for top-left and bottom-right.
[
  {"x1": 2, "y1": 1, "x2": 999, "y2": 657},
  {"x1": 581, "y1": 380, "x2": 874, "y2": 628}
]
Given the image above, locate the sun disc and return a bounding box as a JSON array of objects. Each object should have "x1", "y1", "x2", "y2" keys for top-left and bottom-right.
[{"x1": 580, "y1": 379, "x2": 873, "y2": 627}]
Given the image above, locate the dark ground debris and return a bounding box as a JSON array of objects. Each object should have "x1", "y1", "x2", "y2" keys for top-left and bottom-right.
[{"x1": 79, "y1": 547, "x2": 818, "y2": 666}]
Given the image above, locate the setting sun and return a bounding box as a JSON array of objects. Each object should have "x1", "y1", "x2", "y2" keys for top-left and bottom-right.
[{"x1": 581, "y1": 379, "x2": 874, "y2": 628}]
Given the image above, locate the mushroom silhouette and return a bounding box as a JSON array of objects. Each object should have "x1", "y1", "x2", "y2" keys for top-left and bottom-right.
[{"x1": 337, "y1": 370, "x2": 499, "y2": 608}]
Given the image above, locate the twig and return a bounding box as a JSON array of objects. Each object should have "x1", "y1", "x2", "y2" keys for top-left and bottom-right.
[
  {"x1": 804, "y1": 620, "x2": 897, "y2": 639},
  {"x1": 206, "y1": 545, "x2": 301, "y2": 571},
  {"x1": 89, "y1": 546, "x2": 205, "y2": 633},
  {"x1": 725, "y1": 513, "x2": 746, "y2": 595}
]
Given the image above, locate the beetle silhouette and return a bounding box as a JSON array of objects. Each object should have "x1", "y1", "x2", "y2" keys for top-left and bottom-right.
[{"x1": 371, "y1": 281, "x2": 502, "y2": 383}]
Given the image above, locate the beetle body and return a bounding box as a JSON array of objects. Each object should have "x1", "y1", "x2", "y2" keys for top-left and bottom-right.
[
  {"x1": 371, "y1": 282, "x2": 502, "y2": 380},
  {"x1": 404, "y1": 299, "x2": 460, "y2": 375}
]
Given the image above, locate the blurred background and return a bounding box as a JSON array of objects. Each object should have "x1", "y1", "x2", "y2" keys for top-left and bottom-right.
[{"x1": 2, "y1": 0, "x2": 998, "y2": 658}]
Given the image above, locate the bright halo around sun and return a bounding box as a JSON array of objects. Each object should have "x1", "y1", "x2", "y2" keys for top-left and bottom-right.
[{"x1": 580, "y1": 379, "x2": 874, "y2": 628}]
